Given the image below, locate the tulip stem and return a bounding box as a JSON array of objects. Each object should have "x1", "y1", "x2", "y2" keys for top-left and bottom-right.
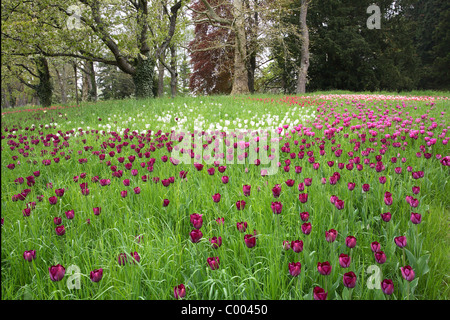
[
  {"x1": 402, "y1": 248, "x2": 406, "y2": 267},
  {"x1": 407, "y1": 281, "x2": 410, "y2": 300}
]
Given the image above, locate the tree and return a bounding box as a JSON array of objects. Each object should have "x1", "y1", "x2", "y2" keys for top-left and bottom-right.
[
  {"x1": 412, "y1": 0, "x2": 450, "y2": 90},
  {"x1": 190, "y1": 0, "x2": 250, "y2": 95},
  {"x1": 189, "y1": 0, "x2": 235, "y2": 95},
  {"x1": 296, "y1": 0, "x2": 310, "y2": 94},
  {"x1": 2, "y1": 0, "x2": 184, "y2": 99}
]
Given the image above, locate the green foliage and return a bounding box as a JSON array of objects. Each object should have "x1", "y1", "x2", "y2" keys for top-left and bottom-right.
[{"x1": 97, "y1": 64, "x2": 135, "y2": 100}]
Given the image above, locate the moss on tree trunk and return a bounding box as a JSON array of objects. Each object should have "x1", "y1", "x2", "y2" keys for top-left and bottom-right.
[
  {"x1": 35, "y1": 57, "x2": 53, "y2": 107},
  {"x1": 133, "y1": 54, "x2": 155, "y2": 99}
]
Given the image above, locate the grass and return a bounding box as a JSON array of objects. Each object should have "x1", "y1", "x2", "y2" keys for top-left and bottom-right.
[{"x1": 1, "y1": 92, "x2": 449, "y2": 300}]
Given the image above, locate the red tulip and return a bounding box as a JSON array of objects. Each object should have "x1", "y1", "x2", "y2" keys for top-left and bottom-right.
[
  {"x1": 163, "y1": 199, "x2": 170, "y2": 207},
  {"x1": 54, "y1": 217, "x2": 62, "y2": 225},
  {"x1": 131, "y1": 251, "x2": 140, "y2": 263},
  {"x1": 22, "y1": 208, "x2": 31, "y2": 217},
  {"x1": 335, "y1": 199, "x2": 345, "y2": 210}
]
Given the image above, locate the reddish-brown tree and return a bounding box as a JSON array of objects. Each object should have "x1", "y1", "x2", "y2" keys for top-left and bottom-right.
[{"x1": 188, "y1": 0, "x2": 235, "y2": 95}]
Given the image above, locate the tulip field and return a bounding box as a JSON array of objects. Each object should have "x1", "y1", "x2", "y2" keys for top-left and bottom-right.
[{"x1": 1, "y1": 93, "x2": 449, "y2": 300}]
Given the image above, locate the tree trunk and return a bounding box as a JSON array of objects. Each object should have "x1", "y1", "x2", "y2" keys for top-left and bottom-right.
[
  {"x1": 170, "y1": 45, "x2": 178, "y2": 98},
  {"x1": 158, "y1": 50, "x2": 165, "y2": 97},
  {"x1": 82, "y1": 64, "x2": 90, "y2": 101},
  {"x1": 35, "y1": 56, "x2": 53, "y2": 107},
  {"x1": 54, "y1": 65, "x2": 67, "y2": 104},
  {"x1": 73, "y1": 61, "x2": 79, "y2": 106},
  {"x1": 296, "y1": 0, "x2": 310, "y2": 94},
  {"x1": 88, "y1": 60, "x2": 97, "y2": 101},
  {"x1": 231, "y1": 0, "x2": 250, "y2": 95},
  {"x1": 133, "y1": 55, "x2": 155, "y2": 99}
]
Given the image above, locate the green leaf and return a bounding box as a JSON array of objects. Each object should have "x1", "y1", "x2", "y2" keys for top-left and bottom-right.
[{"x1": 404, "y1": 248, "x2": 417, "y2": 267}]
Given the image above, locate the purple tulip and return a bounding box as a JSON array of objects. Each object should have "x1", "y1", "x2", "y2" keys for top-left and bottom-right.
[
  {"x1": 207, "y1": 257, "x2": 220, "y2": 270},
  {"x1": 49, "y1": 264, "x2": 65, "y2": 281},
  {"x1": 317, "y1": 261, "x2": 332, "y2": 275},
  {"x1": 394, "y1": 236, "x2": 407, "y2": 248},
  {"x1": 288, "y1": 262, "x2": 302, "y2": 277},
  {"x1": 374, "y1": 251, "x2": 387, "y2": 264},
  {"x1": 339, "y1": 253, "x2": 351, "y2": 268},
  {"x1": 55, "y1": 225, "x2": 66, "y2": 236},
  {"x1": 190, "y1": 229, "x2": 203, "y2": 243},
  {"x1": 291, "y1": 240, "x2": 304, "y2": 253},
  {"x1": 190, "y1": 213, "x2": 203, "y2": 229},
  {"x1": 345, "y1": 236, "x2": 357, "y2": 248},
  {"x1": 343, "y1": 271, "x2": 357, "y2": 288},
  {"x1": 23, "y1": 250, "x2": 36, "y2": 262},
  {"x1": 209, "y1": 236, "x2": 222, "y2": 249},
  {"x1": 65, "y1": 210, "x2": 75, "y2": 220},
  {"x1": 400, "y1": 265, "x2": 415, "y2": 281},
  {"x1": 271, "y1": 201, "x2": 283, "y2": 214},
  {"x1": 381, "y1": 279, "x2": 394, "y2": 295},
  {"x1": 174, "y1": 284, "x2": 186, "y2": 299},
  {"x1": 244, "y1": 234, "x2": 256, "y2": 248},
  {"x1": 90, "y1": 269, "x2": 103, "y2": 282},
  {"x1": 313, "y1": 286, "x2": 328, "y2": 300}
]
